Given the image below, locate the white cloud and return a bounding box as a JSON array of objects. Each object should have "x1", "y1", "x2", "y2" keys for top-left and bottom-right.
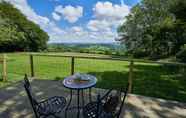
[
  {"x1": 54, "y1": 5, "x2": 63, "y2": 12},
  {"x1": 54, "y1": 5, "x2": 83, "y2": 23},
  {"x1": 90, "y1": 1, "x2": 130, "y2": 31},
  {"x1": 71, "y1": 26, "x2": 83, "y2": 32},
  {"x1": 87, "y1": 20, "x2": 111, "y2": 32},
  {"x1": 44, "y1": 22, "x2": 66, "y2": 41},
  {"x1": 70, "y1": 26, "x2": 85, "y2": 36},
  {"x1": 52, "y1": 12, "x2": 61, "y2": 21},
  {"x1": 85, "y1": 1, "x2": 130, "y2": 43},
  {"x1": 50, "y1": 1, "x2": 128, "y2": 43},
  {"x1": 48, "y1": 25, "x2": 116, "y2": 44},
  {"x1": 69, "y1": 26, "x2": 88, "y2": 37},
  {"x1": 3, "y1": 0, "x2": 124, "y2": 43},
  {"x1": 3, "y1": 0, "x2": 68, "y2": 42},
  {"x1": 4, "y1": 0, "x2": 50, "y2": 28},
  {"x1": 93, "y1": 1, "x2": 130, "y2": 21}
]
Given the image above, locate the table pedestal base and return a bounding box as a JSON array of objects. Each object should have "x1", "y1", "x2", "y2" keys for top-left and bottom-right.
[{"x1": 65, "y1": 88, "x2": 92, "y2": 118}]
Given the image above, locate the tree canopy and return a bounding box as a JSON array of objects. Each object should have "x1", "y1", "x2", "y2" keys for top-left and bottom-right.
[
  {"x1": 0, "y1": 1, "x2": 49, "y2": 52},
  {"x1": 118, "y1": 0, "x2": 186, "y2": 60}
]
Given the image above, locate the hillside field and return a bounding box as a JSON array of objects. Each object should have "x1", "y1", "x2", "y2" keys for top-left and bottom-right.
[{"x1": 0, "y1": 53, "x2": 186, "y2": 102}]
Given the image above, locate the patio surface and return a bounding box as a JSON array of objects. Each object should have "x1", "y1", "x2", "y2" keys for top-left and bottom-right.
[{"x1": 0, "y1": 79, "x2": 186, "y2": 118}]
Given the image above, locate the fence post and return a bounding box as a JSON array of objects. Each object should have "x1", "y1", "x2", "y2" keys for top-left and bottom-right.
[
  {"x1": 30, "y1": 54, "x2": 35, "y2": 77},
  {"x1": 2, "y1": 54, "x2": 7, "y2": 81},
  {"x1": 128, "y1": 60, "x2": 134, "y2": 93},
  {"x1": 71, "y1": 57, "x2": 75, "y2": 75}
]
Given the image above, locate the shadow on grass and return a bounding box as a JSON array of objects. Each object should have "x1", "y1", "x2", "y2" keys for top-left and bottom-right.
[
  {"x1": 54, "y1": 76, "x2": 64, "y2": 80},
  {"x1": 88, "y1": 71, "x2": 129, "y2": 90},
  {"x1": 53, "y1": 71, "x2": 129, "y2": 90},
  {"x1": 133, "y1": 64, "x2": 186, "y2": 102},
  {"x1": 87, "y1": 64, "x2": 186, "y2": 102}
]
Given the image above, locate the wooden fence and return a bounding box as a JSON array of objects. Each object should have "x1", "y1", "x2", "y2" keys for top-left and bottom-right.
[
  {"x1": 28, "y1": 53, "x2": 186, "y2": 93},
  {"x1": 0, "y1": 54, "x2": 7, "y2": 81},
  {"x1": 1, "y1": 53, "x2": 186, "y2": 93}
]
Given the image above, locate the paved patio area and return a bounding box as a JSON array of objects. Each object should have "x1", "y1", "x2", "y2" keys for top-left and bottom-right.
[{"x1": 0, "y1": 79, "x2": 186, "y2": 118}]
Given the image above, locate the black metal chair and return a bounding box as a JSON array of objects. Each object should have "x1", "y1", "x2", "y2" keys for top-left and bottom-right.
[
  {"x1": 23, "y1": 74, "x2": 66, "y2": 118},
  {"x1": 83, "y1": 83, "x2": 129, "y2": 118}
]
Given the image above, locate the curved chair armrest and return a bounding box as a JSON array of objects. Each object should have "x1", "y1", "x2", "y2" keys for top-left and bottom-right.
[
  {"x1": 37, "y1": 96, "x2": 66, "y2": 115},
  {"x1": 100, "y1": 89, "x2": 113, "y2": 100}
]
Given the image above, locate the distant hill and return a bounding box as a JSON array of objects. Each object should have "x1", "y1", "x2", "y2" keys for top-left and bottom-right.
[
  {"x1": 47, "y1": 43, "x2": 126, "y2": 56},
  {"x1": 50, "y1": 42, "x2": 119, "y2": 47}
]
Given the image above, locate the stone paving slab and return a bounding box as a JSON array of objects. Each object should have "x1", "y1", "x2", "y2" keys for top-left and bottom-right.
[{"x1": 0, "y1": 79, "x2": 186, "y2": 118}]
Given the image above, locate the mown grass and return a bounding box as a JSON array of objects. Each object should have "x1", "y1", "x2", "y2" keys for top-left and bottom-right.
[{"x1": 0, "y1": 53, "x2": 186, "y2": 102}]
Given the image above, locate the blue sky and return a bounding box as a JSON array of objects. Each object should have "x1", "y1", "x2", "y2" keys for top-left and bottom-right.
[{"x1": 5, "y1": 0, "x2": 140, "y2": 43}]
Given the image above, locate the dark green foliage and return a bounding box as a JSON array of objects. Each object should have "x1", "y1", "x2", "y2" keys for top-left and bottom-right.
[
  {"x1": 0, "y1": 18, "x2": 26, "y2": 51},
  {"x1": 118, "y1": 0, "x2": 186, "y2": 61},
  {"x1": 170, "y1": 0, "x2": 186, "y2": 22},
  {"x1": 104, "y1": 50, "x2": 112, "y2": 55},
  {"x1": 176, "y1": 45, "x2": 186, "y2": 62},
  {"x1": 0, "y1": 1, "x2": 49, "y2": 52},
  {"x1": 132, "y1": 50, "x2": 149, "y2": 59}
]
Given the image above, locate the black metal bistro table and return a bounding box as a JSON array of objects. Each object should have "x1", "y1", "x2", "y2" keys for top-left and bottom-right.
[{"x1": 63, "y1": 73, "x2": 97, "y2": 118}]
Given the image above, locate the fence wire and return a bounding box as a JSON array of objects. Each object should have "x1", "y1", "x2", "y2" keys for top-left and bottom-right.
[
  {"x1": 0, "y1": 53, "x2": 186, "y2": 102},
  {"x1": 133, "y1": 62, "x2": 186, "y2": 102},
  {"x1": 74, "y1": 58, "x2": 129, "y2": 89},
  {"x1": 4, "y1": 54, "x2": 30, "y2": 82},
  {"x1": 34, "y1": 56, "x2": 71, "y2": 80}
]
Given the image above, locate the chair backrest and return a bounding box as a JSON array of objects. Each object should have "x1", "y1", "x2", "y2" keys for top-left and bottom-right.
[
  {"x1": 23, "y1": 74, "x2": 39, "y2": 118},
  {"x1": 115, "y1": 83, "x2": 129, "y2": 118},
  {"x1": 100, "y1": 83, "x2": 129, "y2": 118},
  {"x1": 96, "y1": 94, "x2": 102, "y2": 118}
]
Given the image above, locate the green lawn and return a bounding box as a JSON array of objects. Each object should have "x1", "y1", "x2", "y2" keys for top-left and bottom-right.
[{"x1": 0, "y1": 53, "x2": 186, "y2": 102}]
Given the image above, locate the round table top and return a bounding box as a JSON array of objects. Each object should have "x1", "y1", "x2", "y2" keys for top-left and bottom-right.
[{"x1": 63, "y1": 73, "x2": 97, "y2": 89}]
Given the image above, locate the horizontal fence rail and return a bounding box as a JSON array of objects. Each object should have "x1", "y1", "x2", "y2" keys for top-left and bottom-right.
[
  {"x1": 28, "y1": 53, "x2": 186, "y2": 66},
  {"x1": 27, "y1": 53, "x2": 186, "y2": 93},
  {"x1": 0, "y1": 53, "x2": 186, "y2": 102}
]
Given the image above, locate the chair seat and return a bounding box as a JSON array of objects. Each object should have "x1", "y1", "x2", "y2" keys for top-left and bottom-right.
[
  {"x1": 37, "y1": 96, "x2": 66, "y2": 116},
  {"x1": 83, "y1": 102, "x2": 113, "y2": 118},
  {"x1": 83, "y1": 86, "x2": 129, "y2": 118}
]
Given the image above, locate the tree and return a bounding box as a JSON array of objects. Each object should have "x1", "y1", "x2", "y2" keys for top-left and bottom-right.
[
  {"x1": 118, "y1": 0, "x2": 186, "y2": 59},
  {"x1": 169, "y1": 0, "x2": 186, "y2": 54},
  {"x1": 0, "y1": 17, "x2": 26, "y2": 51},
  {"x1": 0, "y1": 1, "x2": 49, "y2": 52}
]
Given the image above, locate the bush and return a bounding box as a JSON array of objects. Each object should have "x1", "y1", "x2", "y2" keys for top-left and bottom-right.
[
  {"x1": 79, "y1": 49, "x2": 89, "y2": 53},
  {"x1": 97, "y1": 51, "x2": 104, "y2": 54},
  {"x1": 115, "y1": 51, "x2": 121, "y2": 56},
  {"x1": 79, "y1": 49, "x2": 84, "y2": 53},
  {"x1": 133, "y1": 50, "x2": 149, "y2": 58},
  {"x1": 176, "y1": 45, "x2": 186, "y2": 63},
  {"x1": 104, "y1": 50, "x2": 112, "y2": 55}
]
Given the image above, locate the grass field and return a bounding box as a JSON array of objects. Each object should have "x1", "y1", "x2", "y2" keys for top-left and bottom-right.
[{"x1": 0, "y1": 53, "x2": 186, "y2": 102}]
